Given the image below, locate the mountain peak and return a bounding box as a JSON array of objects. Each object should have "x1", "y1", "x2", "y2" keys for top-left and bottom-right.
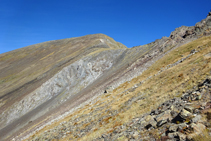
[{"x1": 1, "y1": 13, "x2": 211, "y2": 141}]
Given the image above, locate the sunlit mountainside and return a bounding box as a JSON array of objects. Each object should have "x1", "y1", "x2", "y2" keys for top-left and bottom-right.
[{"x1": 0, "y1": 12, "x2": 211, "y2": 141}]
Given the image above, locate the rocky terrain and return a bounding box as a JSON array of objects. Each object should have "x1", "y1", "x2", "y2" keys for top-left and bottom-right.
[
  {"x1": 93, "y1": 76, "x2": 211, "y2": 141},
  {"x1": 0, "y1": 12, "x2": 211, "y2": 141}
]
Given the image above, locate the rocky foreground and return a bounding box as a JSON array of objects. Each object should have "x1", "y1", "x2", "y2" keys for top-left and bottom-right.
[
  {"x1": 28, "y1": 78, "x2": 211, "y2": 141},
  {"x1": 93, "y1": 77, "x2": 211, "y2": 141}
]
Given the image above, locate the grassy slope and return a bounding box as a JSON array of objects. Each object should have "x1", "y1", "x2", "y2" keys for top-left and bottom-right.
[
  {"x1": 81, "y1": 36, "x2": 211, "y2": 140},
  {"x1": 26, "y1": 35, "x2": 211, "y2": 140},
  {"x1": 0, "y1": 34, "x2": 126, "y2": 109}
]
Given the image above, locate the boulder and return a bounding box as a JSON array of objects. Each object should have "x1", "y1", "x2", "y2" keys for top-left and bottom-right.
[
  {"x1": 145, "y1": 119, "x2": 157, "y2": 129},
  {"x1": 191, "y1": 115, "x2": 202, "y2": 123},
  {"x1": 169, "y1": 124, "x2": 178, "y2": 132},
  {"x1": 168, "y1": 132, "x2": 186, "y2": 140},
  {"x1": 178, "y1": 123, "x2": 187, "y2": 132},
  {"x1": 157, "y1": 120, "x2": 168, "y2": 127},
  {"x1": 196, "y1": 94, "x2": 202, "y2": 100},
  {"x1": 168, "y1": 132, "x2": 178, "y2": 138},
  {"x1": 170, "y1": 105, "x2": 183, "y2": 119},
  {"x1": 145, "y1": 115, "x2": 154, "y2": 122},
  {"x1": 156, "y1": 110, "x2": 172, "y2": 122},
  {"x1": 179, "y1": 109, "x2": 193, "y2": 120},
  {"x1": 184, "y1": 105, "x2": 194, "y2": 113},
  {"x1": 140, "y1": 120, "x2": 147, "y2": 127}
]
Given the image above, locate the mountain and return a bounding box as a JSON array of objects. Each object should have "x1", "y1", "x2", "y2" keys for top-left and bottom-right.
[{"x1": 0, "y1": 12, "x2": 211, "y2": 141}]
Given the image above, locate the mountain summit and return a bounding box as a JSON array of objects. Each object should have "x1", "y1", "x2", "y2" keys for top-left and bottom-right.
[{"x1": 0, "y1": 13, "x2": 211, "y2": 141}]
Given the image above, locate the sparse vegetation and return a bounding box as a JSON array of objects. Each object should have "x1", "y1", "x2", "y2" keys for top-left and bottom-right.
[
  {"x1": 1, "y1": 13, "x2": 211, "y2": 140},
  {"x1": 193, "y1": 130, "x2": 211, "y2": 141},
  {"x1": 24, "y1": 35, "x2": 211, "y2": 141}
]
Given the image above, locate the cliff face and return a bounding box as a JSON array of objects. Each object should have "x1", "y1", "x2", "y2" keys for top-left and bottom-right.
[{"x1": 0, "y1": 13, "x2": 211, "y2": 141}]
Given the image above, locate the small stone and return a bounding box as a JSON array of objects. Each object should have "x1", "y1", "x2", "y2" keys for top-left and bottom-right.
[
  {"x1": 156, "y1": 110, "x2": 172, "y2": 123},
  {"x1": 193, "y1": 109, "x2": 199, "y2": 114},
  {"x1": 204, "y1": 121, "x2": 211, "y2": 127},
  {"x1": 179, "y1": 109, "x2": 193, "y2": 120},
  {"x1": 133, "y1": 131, "x2": 139, "y2": 139},
  {"x1": 140, "y1": 121, "x2": 147, "y2": 127},
  {"x1": 192, "y1": 115, "x2": 202, "y2": 123},
  {"x1": 184, "y1": 105, "x2": 194, "y2": 113},
  {"x1": 145, "y1": 119, "x2": 157, "y2": 129},
  {"x1": 102, "y1": 134, "x2": 107, "y2": 138},
  {"x1": 161, "y1": 132, "x2": 166, "y2": 137},
  {"x1": 201, "y1": 102, "x2": 207, "y2": 107},
  {"x1": 199, "y1": 106, "x2": 205, "y2": 110},
  {"x1": 194, "y1": 91, "x2": 201, "y2": 96},
  {"x1": 196, "y1": 94, "x2": 202, "y2": 100},
  {"x1": 190, "y1": 49, "x2": 196, "y2": 54},
  {"x1": 145, "y1": 115, "x2": 153, "y2": 122},
  {"x1": 178, "y1": 123, "x2": 187, "y2": 131},
  {"x1": 177, "y1": 132, "x2": 186, "y2": 140},
  {"x1": 168, "y1": 132, "x2": 178, "y2": 138},
  {"x1": 157, "y1": 120, "x2": 167, "y2": 127},
  {"x1": 170, "y1": 106, "x2": 182, "y2": 118},
  {"x1": 169, "y1": 124, "x2": 178, "y2": 132}
]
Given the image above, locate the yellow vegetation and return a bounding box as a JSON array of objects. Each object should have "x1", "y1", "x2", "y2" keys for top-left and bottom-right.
[
  {"x1": 26, "y1": 35, "x2": 211, "y2": 141},
  {"x1": 40, "y1": 51, "x2": 55, "y2": 60}
]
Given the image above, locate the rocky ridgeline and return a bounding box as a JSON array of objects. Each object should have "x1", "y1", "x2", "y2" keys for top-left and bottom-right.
[
  {"x1": 93, "y1": 76, "x2": 211, "y2": 141},
  {"x1": 169, "y1": 11, "x2": 211, "y2": 44}
]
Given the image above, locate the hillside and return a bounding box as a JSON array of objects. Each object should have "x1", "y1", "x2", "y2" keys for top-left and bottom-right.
[{"x1": 0, "y1": 12, "x2": 211, "y2": 141}]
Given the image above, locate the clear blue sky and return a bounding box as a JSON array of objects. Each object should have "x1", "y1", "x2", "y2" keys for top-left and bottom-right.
[{"x1": 1, "y1": 0, "x2": 211, "y2": 54}]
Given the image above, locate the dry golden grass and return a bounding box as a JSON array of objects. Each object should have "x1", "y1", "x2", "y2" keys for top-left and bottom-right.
[
  {"x1": 80, "y1": 36, "x2": 211, "y2": 140},
  {"x1": 40, "y1": 51, "x2": 55, "y2": 60},
  {"x1": 193, "y1": 130, "x2": 211, "y2": 141},
  {"x1": 0, "y1": 33, "x2": 124, "y2": 100},
  {"x1": 26, "y1": 35, "x2": 211, "y2": 141}
]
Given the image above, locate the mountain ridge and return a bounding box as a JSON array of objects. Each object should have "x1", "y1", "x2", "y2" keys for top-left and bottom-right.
[{"x1": 0, "y1": 12, "x2": 211, "y2": 141}]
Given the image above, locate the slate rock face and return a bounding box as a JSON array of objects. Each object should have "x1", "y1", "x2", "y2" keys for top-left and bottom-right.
[
  {"x1": 170, "y1": 12, "x2": 211, "y2": 44},
  {"x1": 0, "y1": 49, "x2": 124, "y2": 128},
  {"x1": 206, "y1": 12, "x2": 211, "y2": 26}
]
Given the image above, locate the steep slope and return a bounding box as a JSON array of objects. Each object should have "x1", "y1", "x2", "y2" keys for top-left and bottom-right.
[
  {"x1": 29, "y1": 34, "x2": 211, "y2": 141},
  {"x1": 0, "y1": 34, "x2": 128, "y2": 138},
  {"x1": 0, "y1": 33, "x2": 126, "y2": 100},
  {"x1": 24, "y1": 13, "x2": 211, "y2": 141},
  {"x1": 0, "y1": 12, "x2": 211, "y2": 141}
]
